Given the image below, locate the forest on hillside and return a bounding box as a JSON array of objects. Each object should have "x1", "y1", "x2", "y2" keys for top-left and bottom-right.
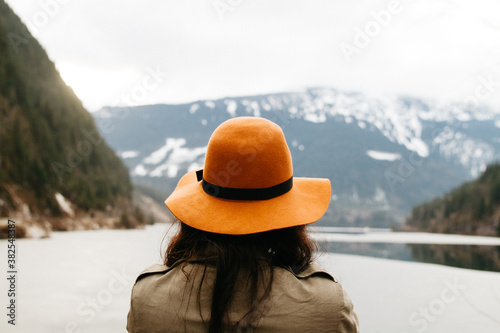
[
  {"x1": 406, "y1": 163, "x2": 500, "y2": 236},
  {"x1": 0, "y1": 1, "x2": 133, "y2": 225}
]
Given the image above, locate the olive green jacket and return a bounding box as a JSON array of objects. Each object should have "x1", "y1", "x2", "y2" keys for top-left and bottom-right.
[{"x1": 127, "y1": 262, "x2": 359, "y2": 332}]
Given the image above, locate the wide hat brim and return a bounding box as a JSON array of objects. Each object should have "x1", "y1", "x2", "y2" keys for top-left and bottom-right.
[{"x1": 165, "y1": 170, "x2": 331, "y2": 235}]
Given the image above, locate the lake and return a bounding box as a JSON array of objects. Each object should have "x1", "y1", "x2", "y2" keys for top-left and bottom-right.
[
  {"x1": 310, "y1": 226, "x2": 500, "y2": 272},
  {"x1": 1, "y1": 224, "x2": 499, "y2": 333}
]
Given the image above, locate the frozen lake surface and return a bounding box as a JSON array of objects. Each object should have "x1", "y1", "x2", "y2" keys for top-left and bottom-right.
[
  {"x1": 311, "y1": 228, "x2": 500, "y2": 245},
  {"x1": 1, "y1": 224, "x2": 499, "y2": 333}
]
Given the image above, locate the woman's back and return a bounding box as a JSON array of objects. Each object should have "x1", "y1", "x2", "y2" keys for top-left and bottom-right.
[
  {"x1": 127, "y1": 117, "x2": 359, "y2": 332},
  {"x1": 127, "y1": 261, "x2": 358, "y2": 332}
]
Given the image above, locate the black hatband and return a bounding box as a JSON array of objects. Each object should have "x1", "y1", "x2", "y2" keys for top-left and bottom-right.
[{"x1": 196, "y1": 169, "x2": 293, "y2": 200}]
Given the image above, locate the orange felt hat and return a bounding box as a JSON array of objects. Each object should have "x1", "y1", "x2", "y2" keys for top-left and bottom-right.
[{"x1": 164, "y1": 117, "x2": 331, "y2": 235}]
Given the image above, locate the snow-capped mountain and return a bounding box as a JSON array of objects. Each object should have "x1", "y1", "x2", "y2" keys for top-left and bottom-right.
[{"x1": 93, "y1": 88, "x2": 500, "y2": 227}]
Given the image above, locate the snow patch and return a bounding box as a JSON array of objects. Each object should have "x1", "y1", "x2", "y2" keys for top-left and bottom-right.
[
  {"x1": 133, "y1": 138, "x2": 207, "y2": 178},
  {"x1": 225, "y1": 100, "x2": 237, "y2": 117},
  {"x1": 262, "y1": 102, "x2": 271, "y2": 111},
  {"x1": 433, "y1": 128, "x2": 494, "y2": 177},
  {"x1": 144, "y1": 138, "x2": 186, "y2": 165},
  {"x1": 246, "y1": 101, "x2": 260, "y2": 117},
  {"x1": 189, "y1": 104, "x2": 199, "y2": 114},
  {"x1": 133, "y1": 165, "x2": 148, "y2": 177},
  {"x1": 55, "y1": 193, "x2": 74, "y2": 217},
  {"x1": 366, "y1": 150, "x2": 401, "y2": 161},
  {"x1": 373, "y1": 187, "x2": 388, "y2": 204},
  {"x1": 304, "y1": 113, "x2": 326, "y2": 123},
  {"x1": 204, "y1": 101, "x2": 215, "y2": 109},
  {"x1": 188, "y1": 162, "x2": 204, "y2": 172},
  {"x1": 120, "y1": 151, "x2": 139, "y2": 159},
  {"x1": 150, "y1": 145, "x2": 207, "y2": 178}
]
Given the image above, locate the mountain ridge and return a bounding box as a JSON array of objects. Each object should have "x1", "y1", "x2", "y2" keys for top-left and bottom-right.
[{"x1": 93, "y1": 88, "x2": 500, "y2": 227}]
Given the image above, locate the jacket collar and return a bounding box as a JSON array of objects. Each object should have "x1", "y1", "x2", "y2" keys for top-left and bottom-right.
[{"x1": 135, "y1": 261, "x2": 337, "y2": 284}]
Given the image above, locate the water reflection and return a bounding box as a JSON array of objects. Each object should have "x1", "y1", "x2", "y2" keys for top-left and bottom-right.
[
  {"x1": 319, "y1": 241, "x2": 413, "y2": 262},
  {"x1": 408, "y1": 244, "x2": 500, "y2": 272},
  {"x1": 321, "y1": 241, "x2": 500, "y2": 272}
]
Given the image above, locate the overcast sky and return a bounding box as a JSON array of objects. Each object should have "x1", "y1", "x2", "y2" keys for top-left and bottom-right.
[{"x1": 5, "y1": 0, "x2": 500, "y2": 112}]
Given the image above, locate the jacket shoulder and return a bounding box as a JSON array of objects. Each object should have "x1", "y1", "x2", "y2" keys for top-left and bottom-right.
[
  {"x1": 291, "y1": 261, "x2": 338, "y2": 282},
  {"x1": 134, "y1": 264, "x2": 173, "y2": 283},
  {"x1": 276, "y1": 262, "x2": 359, "y2": 332}
]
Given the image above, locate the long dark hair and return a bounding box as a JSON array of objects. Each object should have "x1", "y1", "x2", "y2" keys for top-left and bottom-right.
[{"x1": 164, "y1": 221, "x2": 317, "y2": 333}]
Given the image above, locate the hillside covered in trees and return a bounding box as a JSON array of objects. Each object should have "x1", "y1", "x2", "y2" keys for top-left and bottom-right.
[
  {"x1": 406, "y1": 163, "x2": 500, "y2": 236},
  {"x1": 0, "y1": 1, "x2": 139, "y2": 233}
]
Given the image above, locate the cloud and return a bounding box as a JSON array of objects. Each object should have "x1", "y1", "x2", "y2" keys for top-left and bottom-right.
[{"x1": 5, "y1": 0, "x2": 500, "y2": 111}]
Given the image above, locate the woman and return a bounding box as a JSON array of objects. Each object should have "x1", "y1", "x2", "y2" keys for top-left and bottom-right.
[{"x1": 127, "y1": 117, "x2": 359, "y2": 332}]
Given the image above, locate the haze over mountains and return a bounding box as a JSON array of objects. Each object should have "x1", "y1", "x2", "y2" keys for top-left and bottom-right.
[{"x1": 93, "y1": 88, "x2": 500, "y2": 227}]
